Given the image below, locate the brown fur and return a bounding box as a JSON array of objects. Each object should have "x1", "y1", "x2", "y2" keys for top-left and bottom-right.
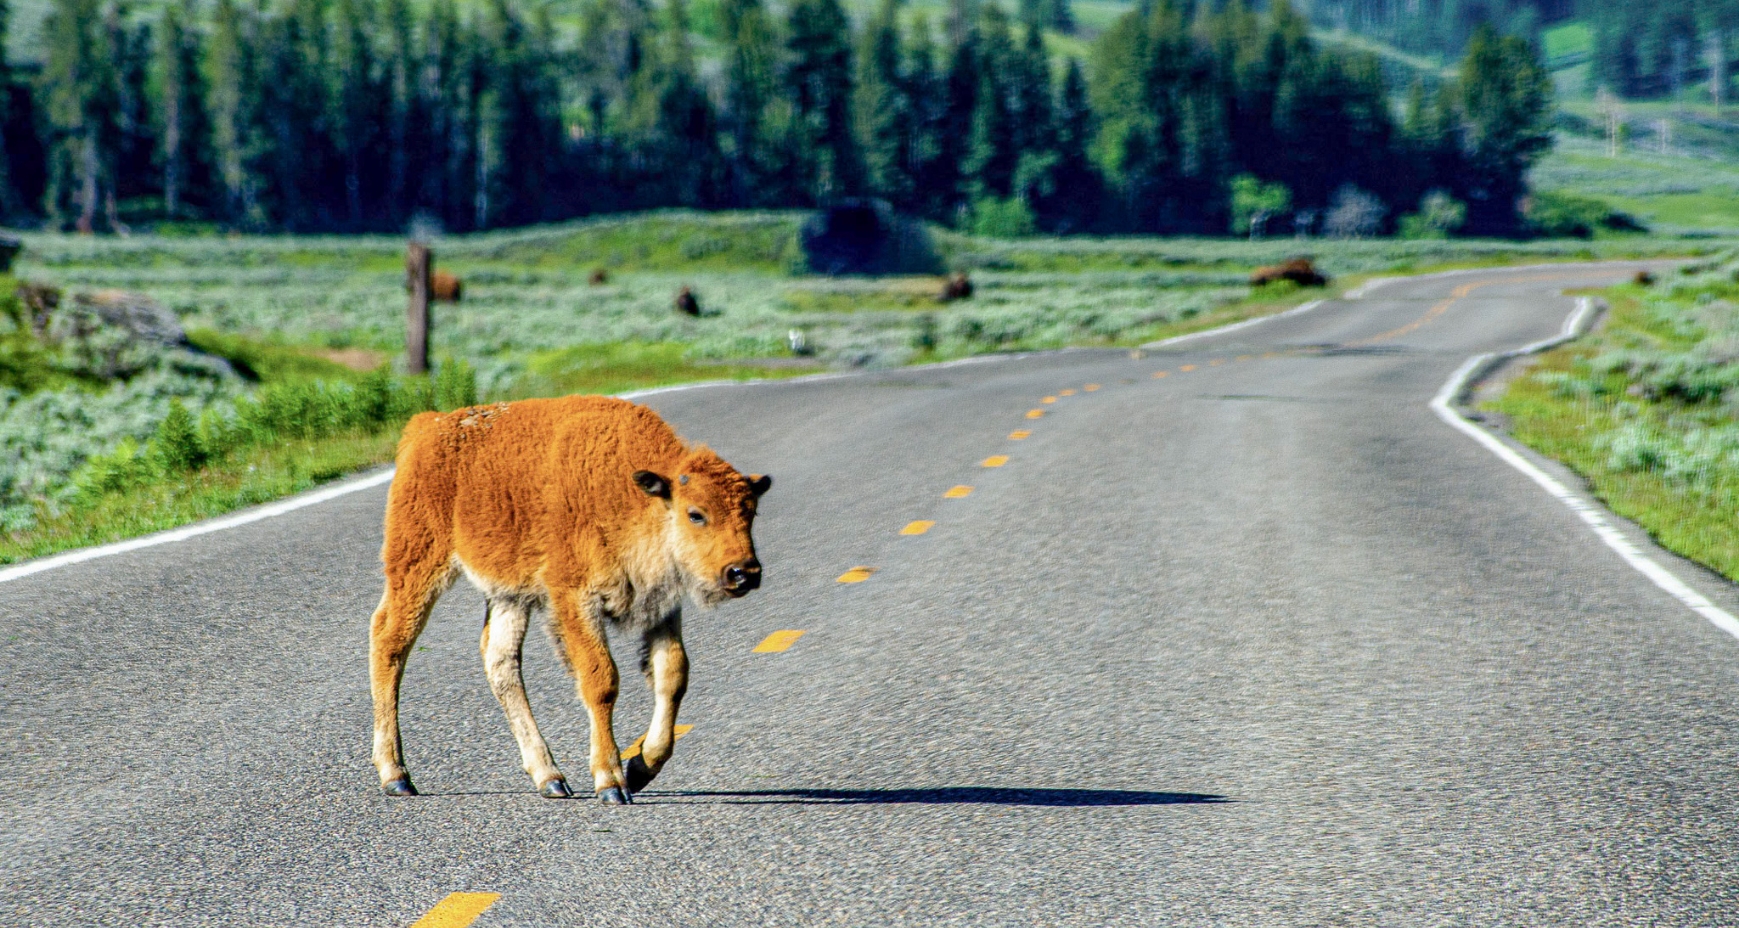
[
  {"x1": 431, "y1": 270, "x2": 463, "y2": 302},
  {"x1": 15, "y1": 282, "x2": 61, "y2": 337},
  {"x1": 1249, "y1": 257, "x2": 1328, "y2": 288},
  {"x1": 404, "y1": 270, "x2": 463, "y2": 302},
  {"x1": 369, "y1": 394, "x2": 768, "y2": 801},
  {"x1": 674, "y1": 286, "x2": 701, "y2": 316},
  {"x1": 589, "y1": 268, "x2": 610, "y2": 286},
  {"x1": 939, "y1": 272, "x2": 973, "y2": 302}
]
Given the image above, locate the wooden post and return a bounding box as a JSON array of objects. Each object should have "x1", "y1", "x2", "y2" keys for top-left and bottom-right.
[{"x1": 406, "y1": 242, "x2": 431, "y2": 376}]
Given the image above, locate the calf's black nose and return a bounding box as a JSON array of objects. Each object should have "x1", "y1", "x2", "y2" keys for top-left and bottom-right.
[{"x1": 722, "y1": 558, "x2": 761, "y2": 594}]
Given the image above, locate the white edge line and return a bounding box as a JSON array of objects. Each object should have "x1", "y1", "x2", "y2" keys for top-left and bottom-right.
[
  {"x1": 0, "y1": 467, "x2": 399, "y2": 584},
  {"x1": 0, "y1": 348, "x2": 1073, "y2": 584},
  {"x1": 1430, "y1": 297, "x2": 1739, "y2": 644},
  {"x1": 2, "y1": 262, "x2": 1660, "y2": 584},
  {"x1": 1141, "y1": 299, "x2": 1325, "y2": 349}
]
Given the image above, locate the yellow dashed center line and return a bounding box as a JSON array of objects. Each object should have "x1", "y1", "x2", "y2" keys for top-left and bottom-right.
[
  {"x1": 945, "y1": 485, "x2": 974, "y2": 498},
  {"x1": 753, "y1": 630, "x2": 806, "y2": 653},
  {"x1": 1009, "y1": 430, "x2": 1031, "y2": 439},
  {"x1": 409, "y1": 893, "x2": 501, "y2": 928},
  {"x1": 622, "y1": 724, "x2": 694, "y2": 759},
  {"x1": 1084, "y1": 383, "x2": 1100, "y2": 391},
  {"x1": 1153, "y1": 371, "x2": 1168, "y2": 378},
  {"x1": 1059, "y1": 389, "x2": 1076, "y2": 396},
  {"x1": 837, "y1": 566, "x2": 877, "y2": 583},
  {"x1": 1041, "y1": 396, "x2": 1058, "y2": 404},
  {"x1": 1179, "y1": 364, "x2": 1196, "y2": 372},
  {"x1": 1026, "y1": 409, "x2": 1045, "y2": 418},
  {"x1": 1209, "y1": 359, "x2": 1224, "y2": 366},
  {"x1": 900, "y1": 520, "x2": 935, "y2": 535},
  {"x1": 982, "y1": 455, "x2": 1009, "y2": 467},
  {"x1": 1235, "y1": 355, "x2": 1252, "y2": 362}
]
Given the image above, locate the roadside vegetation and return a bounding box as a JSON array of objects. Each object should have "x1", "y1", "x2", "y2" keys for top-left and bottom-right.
[
  {"x1": 1486, "y1": 255, "x2": 1739, "y2": 580},
  {"x1": 7, "y1": 210, "x2": 1734, "y2": 564}
]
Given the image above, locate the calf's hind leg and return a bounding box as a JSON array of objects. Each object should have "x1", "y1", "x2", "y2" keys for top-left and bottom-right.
[
  {"x1": 625, "y1": 612, "x2": 688, "y2": 794},
  {"x1": 369, "y1": 561, "x2": 451, "y2": 796},
  {"x1": 480, "y1": 596, "x2": 571, "y2": 798}
]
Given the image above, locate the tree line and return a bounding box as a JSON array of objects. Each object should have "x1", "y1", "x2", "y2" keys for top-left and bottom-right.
[{"x1": 0, "y1": 0, "x2": 1553, "y2": 237}]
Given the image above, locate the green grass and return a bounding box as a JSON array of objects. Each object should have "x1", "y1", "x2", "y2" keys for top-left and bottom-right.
[
  {"x1": 0, "y1": 428, "x2": 401, "y2": 564},
  {"x1": 1530, "y1": 136, "x2": 1739, "y2": 235},
  {"x1": 507, "y1": 341, "x2": 819, "y2": 398},
  {"x1": 1543, "y1": 21, "x2": 1591, "y2": 65},
  {"x1": 8, "y1": 208, "x2": 1738, "y2": 568},
  {"x1": 1485, "y1": 281, "x2": 1739, "y2": 581}
]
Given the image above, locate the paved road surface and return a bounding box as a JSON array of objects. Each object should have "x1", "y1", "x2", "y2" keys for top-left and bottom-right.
[{"x1": 5, "y1": 265, "x2": 1739, "y2": 926}]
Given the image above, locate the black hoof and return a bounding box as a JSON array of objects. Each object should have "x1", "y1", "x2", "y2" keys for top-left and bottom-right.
[
  {"x1": 382, "y1": 777, "x2": 418, "y2": 797},
  {"x1": 539, "y1": 777, "x2": 574, "y2": 799},
  {"x1": 623, "y1": 755, "x2": 656, "y2": 793},
  {"x1": 597, "y1": 786, "x2": 632, "y2": 805}
]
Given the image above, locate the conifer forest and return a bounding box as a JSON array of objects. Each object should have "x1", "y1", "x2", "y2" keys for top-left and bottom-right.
[{"x1": 0, "y1": 0, "x2": 1574, "y2": 238}]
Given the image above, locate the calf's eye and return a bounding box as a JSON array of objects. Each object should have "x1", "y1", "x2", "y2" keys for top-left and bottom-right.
[{"x1": 688, "y1": 509, "x2": 707, "y2": 525}]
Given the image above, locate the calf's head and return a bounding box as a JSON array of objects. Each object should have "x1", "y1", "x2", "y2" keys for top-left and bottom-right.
[{"x1": 633, "y1": 448, "x2": 771, "y2": 606}]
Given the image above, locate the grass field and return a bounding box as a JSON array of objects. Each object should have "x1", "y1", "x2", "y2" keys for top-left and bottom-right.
[
  {"x1": 1486, "y1": 258, "x2": 1739, "y2": 581},
  {"x1": 5, "y1": 209, "x2": 1735, "y2": 564}
]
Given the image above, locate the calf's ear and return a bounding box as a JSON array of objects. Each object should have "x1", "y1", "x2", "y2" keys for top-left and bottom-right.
[
  {"x1": 633, "y1": 470, "x2": 671, "y2": 499},
  {"x1": 748, "y1": 474, "x2": 772, "y2": 498}
]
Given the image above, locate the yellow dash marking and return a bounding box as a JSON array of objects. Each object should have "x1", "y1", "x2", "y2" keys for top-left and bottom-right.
[
  {"x1": 1059, "y1": 389, "x2": 1077, "y2": 396},
  {"x1": 1262, "y1": 351, "x2": 1278, "y2": 359},
  {"x1": 1041, "y1": 396, "x2": 1058, "y2": 404},
  {"x1": 753, "y1": 630, "x2": 806, "y2": 653},
  {"x1": 1209, "y1": 358, "x2": 1225, "y2": 366},
  {"x1": 1025, "y1": 409, "x2": 1045, "y2": 419},
  {"x1": 982, "y1": 455, "x2": 1009, "y2": 467},
  {"x1": 622, "y1": 724, "x2": 695, "y2": 759},
  {"x1": 1083, "y1": 383, "x2": 1100, "y2": 391},
  {"x1": 945, "y1": 485, "x2": 974, "y2": 498},
  {"x1": 409, "y1": 893, "x2": 501, "y2": 928},
  {"x1": 1152, "y1": 371, "x2": 1168, "y2": 378},
  {"x1": 1009, "y1": 430, "x2": 1031, "y2": 439},
  {"x1": 1236, "y1": 355, "x2": 1252, "y2": 362},
  {"x1": 1180, "y1": 364, "x2": 1196, "y2": 372},
  {"x1": 901, "y1": 520, "x2": 935, "y2": 535},
  {"x1": 837, "y1": 566, "x2": 877, "y2": 583}
]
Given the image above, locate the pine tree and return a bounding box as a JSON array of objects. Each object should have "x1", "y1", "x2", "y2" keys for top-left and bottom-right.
[
  {"x1": 1456, "y1": 23, "x2": 1552, "y2": 234},
  {"x1": 383, "y1": 0, "x2": 415, "y2": 225},
  {"x1": 0, "y1": 0, "x2": 12, "y2": 218},
  {"x1": 153, "y1": 0, "x2": 208, "y2": 219},
  {"x1": 1041, "y1": 57, "x2": 1099, "y2": 231},
  {"x1": 856, "y1": 0, "x2": 912, "y2": 207},
  {"x1": 331, "y1": 0, "x2": 379, "y2": 228},
  {"x1": 41, "y1": 0, "x2": 118, "y2": 231},
  {"x1": 204, "y1": 0, "x2": 257, "y2": 224},
  {"x1": 785, "y1": 0, "x2": 861, "y2": 201}
]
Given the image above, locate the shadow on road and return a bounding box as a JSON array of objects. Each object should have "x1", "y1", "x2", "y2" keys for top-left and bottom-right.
[{"x1": 655, "y1": 787, "x2": 1229, "y2": 806}]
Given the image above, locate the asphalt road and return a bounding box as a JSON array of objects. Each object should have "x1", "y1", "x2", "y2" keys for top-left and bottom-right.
[{"x1": 5, "y1": 264, "x2": 1739, "y2": 927}]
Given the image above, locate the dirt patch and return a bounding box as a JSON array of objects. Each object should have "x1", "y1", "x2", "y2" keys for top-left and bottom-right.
[
  {"x1": 318, "y1": 347, "x2": 393, "y2": 373},
  {"x1": 315, "y1": 348, "x2": 388, "y2": 371}
]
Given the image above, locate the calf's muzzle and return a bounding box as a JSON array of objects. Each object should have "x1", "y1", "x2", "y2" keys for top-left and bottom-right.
[{"x1": 722, "y1": 558, "x2": 761, "y2": 596}]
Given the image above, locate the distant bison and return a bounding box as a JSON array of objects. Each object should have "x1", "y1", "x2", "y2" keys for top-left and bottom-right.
[
  {"x1": 589, "y1": 268, "x2": 610, "y2": 286},
  {"x1": 939, "y1": 272, "x2": 973, "y2": 302},
  {"x1": 1634, "y1": 270, "x2": 1655, "y2": 287},
  {"x1": 432, "y1": 270, "x2": 463, "y2": 302},
  {"x1": 674, "y1": 285, "x2": 701, "y2": 316},
  {"x1": 405, "y1": 269, "x2": 463, "y2": 302},
  {"x1": 369, "y1": 396, "x2": 770, "y2": 804},
  {"x1": 1250, "y1": 257, "x2": 1327, "y2": 288}
]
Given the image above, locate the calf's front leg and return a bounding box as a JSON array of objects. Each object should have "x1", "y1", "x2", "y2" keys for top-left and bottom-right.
[
  {"x1": 625, "y1": 612, "x2": 688, "y2": 794},
  {"x1": 551, "y1": 590, "x2": 632, "y2": 804},
  {"x1": 480, "y1": 597, "x2": 571, "y2": 798}
]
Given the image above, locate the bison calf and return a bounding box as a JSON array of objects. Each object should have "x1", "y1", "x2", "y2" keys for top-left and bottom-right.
[{"x1": 369, "y1": 396, "x2": 770, "y2": 804}]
